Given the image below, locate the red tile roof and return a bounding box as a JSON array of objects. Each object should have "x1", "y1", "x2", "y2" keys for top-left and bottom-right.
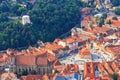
[
  {"x1": 1, "y1": 72, "x2": 17, "y2": 80},
  {"x1": 84, "y1": 61, "x2": 120, "y2": 80},
  {"x1": 103, "y1": 62, "x2": 114, "y2": 75},
  {"x1": 16, "y1": 55, "x2": 36, "y2": 66},
  {"x1": 65, "y1": 37, "x2": 75, "y2": 44},
  {"x1": 84, "y1": 16, "x2": 95, "y2": 21},
  {"x1": 85, "y1": 26, "x2": 111, "y2": 35},
  {"x1": 45, "y1": 43, "x2": 63, "y2": 51},
  {"x1": 111, "y1": 20, "x2": 120, "y2": 27},
  {"x1": 81, "y1": 19, "x2": 89, "y2": 25},
  {"x1": 77, "y1": 34, "x2": 96, "y2": 40},
  {"x1": 79, "y1": 48, "x2": 91, "y2": 55},
  {"x1": 0, "y1": 54, "x2": 9, "y2": 66},
  {"x1": 55, "y1": 64, "x2": 79, "y2": 76},
  {"x1": 54, "y1": 39, "x2": 61, "y2": 43},
  {"x1": 81, "y1": 7, "x2": 91, "y2": 14},
  {"x1": 105, "y1": 45, "x2": 120, "y2": 55},
  {"x1": 16, "y1": 50, "x2": 56, "y2": 66},
  {"x1": 62, "y1": 64, "x2": 79, "y2": 75},
  {"x1": 37, "y1": 56, "x2": 48, "y2": 66},
  {"x1": 42, "y1": 74, "x2": 49, "y2": 80},
  {"x1": 111, "y1": 62, "x2": 119, "y2": 72},
  {"x1": 53, "y1": 60, "x2": 61, "y2": 67},
  {"x1": 21, "y1": 75, "x2": 42, "y2": 80},
  {"x1": 84, "y1": 62, "x2": 95, "y2": 79}
]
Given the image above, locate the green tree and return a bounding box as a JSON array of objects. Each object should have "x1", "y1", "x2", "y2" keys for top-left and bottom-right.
[
  {"x1": 110, "y1": 73, "x2": 118, "y2": 80},
  {"x1": 21, "y1": 69, "x2": 28, "y2": 75},
  {"x1": 112, "y1": 17, "x2": 118, "y2": 20},
  {"x1": 99, "y1": 18, "x2": 104, "y2": 27},
  {"x1": 107, "y1": 20, "x2": 112, "y2": 24},
  {"x1": 0, "y1": 0, "x2": 83, "y2": 50},
  {"x1": 0, "y1": 13, "x2": 9, "y2": 22},
  {"x1": 102, "y1": 13, "x2": 107, "y2": 19},
  {"x1": 54, "y1": 69, "x2": 59, "y2": 73},
  {"x1": 0, "y1": 2, "x2": 10, "y2": 12},
  {"x1": 30, "y1": 0, "x2": 81, "y2": 42},
  {"x1": 31, "y1": 70, "x2": 37, "y2": 74},
  {"x1": 111, "y1": 0, "x2": 120, "y2": 6},
  {"x1": 114, "y1": 8, "x2": 120, "y2": 15}
]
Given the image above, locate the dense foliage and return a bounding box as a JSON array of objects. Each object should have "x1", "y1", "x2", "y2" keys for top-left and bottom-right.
[
  {"x1": 114, "y1": 8, "x2": 120, "y2": 15},
  {"x1": 0, "y1": 0, "x2": 82, "y2": 50},
  {"x1": 110, "y1": 0, "x2": 120, "y2": 6},
  {"x1": 110, "y1": 73, "x2": 118, "y2": 80},
  {"x1": 97, "y1": 13, "x2": 107, "y2": 27}
]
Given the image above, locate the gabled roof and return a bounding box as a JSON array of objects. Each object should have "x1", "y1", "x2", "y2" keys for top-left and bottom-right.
[
  {"x1": 84, "y1": 26, "x2": 111, "y2": 35},
  {"x1": 81, "y1": 7, "x2": 91, "y2": 13},
  {"x1": 65, "y1": 37, "x2": 75, "y2": 44},
  {"x1": 77, "y1": 34, "x2": 96, "y2": 40},
  {"x1": 45, "y1": 43, "x2": 63, "y2": 51},
  {"x1": 36, "y1": 54, "x2": 48, "y2": 66},
  {"x1": 54, "y1": 39, "x2": 61, "y2": 43},
  {"x1": 53, "y1": 60, "x2": 61, "y2": 66},
  {"x1": 85, "y1": 61, "x2": 120, "y2": 79},
  {"x1": 42, "y1": 74, "x2": 49, "y2": 80},
  {"x1": 103, "y1": 62, "x2": 114, "y2": 75},
  {"x1": 111, "y1": 20, "x2": 120, "y2": 27},
  {"x1": 79, "y1": 48, "x2": 91, "y2": 55},
  {"x1": 105, "y1": 45, "x2": 120, "y2": 54},
  {"x1": 84, "y1": 62, "x2": 95, "y2": 78},
  {"x1": 1, "y1": 72, "x2": 17, "y2": 80},
  {"x1": 15, "y1": 55, "x2": 36, "y2": 66},
  {"x1": 21, "y1": 75, "x2": 42, "y2": 80},
  {"x1": 62, "y1": 64, "x2": 79, "y2": 75},
  {"x1": 81, "y1": 19, "x2": 89, "y2": 25},
  {"x1": 36, "y1": 52, "x2": 56, "y2": 66},
  {"x1": 15, "y1": 50, "x2": 57, "y2": 66}
]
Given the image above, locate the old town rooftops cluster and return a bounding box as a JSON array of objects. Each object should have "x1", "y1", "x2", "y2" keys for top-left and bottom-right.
[{"x1": 0, "y1": 0, "x2": 120, "y2": 80}]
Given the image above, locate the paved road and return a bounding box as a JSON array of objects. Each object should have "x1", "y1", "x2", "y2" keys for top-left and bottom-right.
[{"x1": 58, "y1": 49, "x2": 78, "y2": 60}]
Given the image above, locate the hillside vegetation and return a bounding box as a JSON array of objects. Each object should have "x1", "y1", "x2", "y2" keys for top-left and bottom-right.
[{"x1": 0, "y1": 0, "x2": 83, "y2": 50}]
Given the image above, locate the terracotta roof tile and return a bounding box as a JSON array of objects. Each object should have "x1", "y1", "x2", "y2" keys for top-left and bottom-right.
[
  {"x1": 111, "y1": 20, "x2": 120, "y2": 27},
  {"x1": 81, "y1": 7, "x2": 91, "y2": 13},
  {"x1": 85, "y1": 26, "x2": 111, "y2": 35},
  {"x1": 84, "y1": 16, "x2": 95, "y2": 21},
  {"x1": 21, "y1": 75, "x2": 42, "y2": 80},
  {"x1": 16, "y1": 51, "x2": 56, "y2": 66},
  {"x1": 15, "y1": 55, "x2": 36, "y2": 66},
  {"x1": 79, "y1": 48, "x2": 91, "y2": 55},
  {"x1": 84, "y1": 62, "x2": 96, "y2": 79},
  {"x1": 45, "y1": 43, "x2": 63, "y2": 51},
  {"x1": 36, "y1": 52, "x2": 56, "y2": 66},
  {"x1": 53, "y1": 39, "x2": 61, "y2": 43},
  {"x1": 105, "y1": 45, "x2": 120, "y2": 55},
  {"x1": 42, "y1": 75, "x2": 49, "y2": 80},
  {"x1": 111, "y1": 62, "x2": 119, "y2": 72},
  {"x1": 53, "y1": 60, "x2": 61, "y2": 67},
  {"x1": 103, "y1": 62, "x2": 114, "y2": 74},
  {"x1": 77, "y1": 34, "x2": 96, "y2": 40},
  {"x1": 81, "y1": 19, "x2": 89, "y2": 25},
  {"x1": 37, "y1": 57, "x2": 48, "y2": 66},
  {"x1": 84, "y1": 61, "x2": 120, "y2": 80},
  {"x1": 1, "y1": 72, "x2": 17, "y2": 80},
  {"x1": 65, "y1": 37, "x2": 75, "y2": 44},
  {"x1": 62, "y1": 64, "x2": 79, "y2": 74}
]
